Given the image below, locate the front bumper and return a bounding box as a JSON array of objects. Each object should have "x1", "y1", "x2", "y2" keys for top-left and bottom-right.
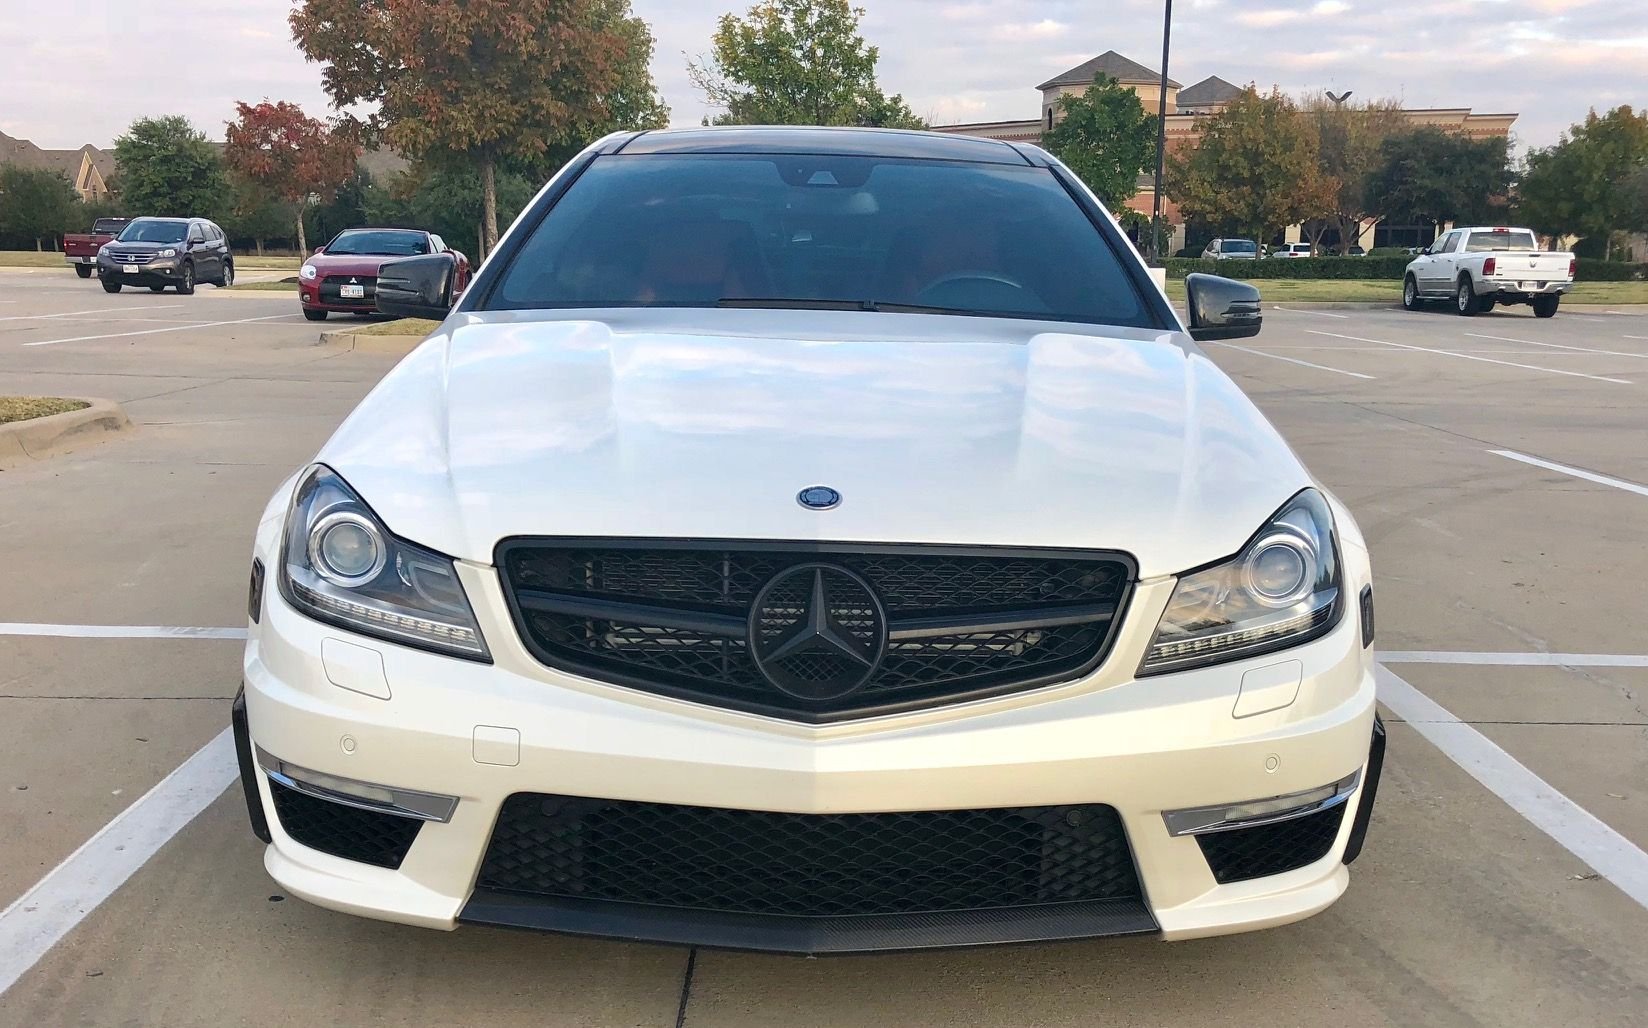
[
  {"x1": 299, "y1": 279, "x2": 378, "y2": 313},
  {"x1": 98, "y1": 257, "x2": 183, "y2": 284},
  {"x1": 239, "y1": 539, "x2": 1380, "y2": 952}
]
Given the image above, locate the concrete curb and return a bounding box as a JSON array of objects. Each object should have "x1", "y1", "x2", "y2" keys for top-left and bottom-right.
[
  {"x1": 316, "y1": 328, "x2": 428, "y2": 355},
  {"x1": 0, "y1": 398, "x2": 131, "y2": 470}
]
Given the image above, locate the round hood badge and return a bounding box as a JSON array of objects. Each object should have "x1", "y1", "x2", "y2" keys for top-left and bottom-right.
[{"x1": 797, "y1": 485, "x2": 841, "y2": 510}]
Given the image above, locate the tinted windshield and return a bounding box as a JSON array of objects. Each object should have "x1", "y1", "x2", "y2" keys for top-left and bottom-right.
[
  {"x1": 93, "y1": 218, "x2": 127, "y2": 234},
  {"x1": 1222, "y1": 240, "x2": 1258, "y2": 254},
  {"x1": 1465, "y1": 231, "x2": 1538, "y2": 252},
  {"x1": 488, "y1": 154, "x2": 1151, "y2": 327},
  {"x1": 326, "y1": 230, "x2": 429, "y2": 256},
  {"x1": 117, "y1": 220, "x2": 188, "y2": 244}
]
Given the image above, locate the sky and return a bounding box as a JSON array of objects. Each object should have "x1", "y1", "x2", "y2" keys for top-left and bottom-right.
[{"x1": 1, "y1": 0, "x2": 1643, "y2": 154}]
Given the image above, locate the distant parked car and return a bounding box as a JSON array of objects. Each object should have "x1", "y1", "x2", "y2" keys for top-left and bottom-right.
[
  {"x1": 98, "y1": 217, "x2": 232, "y2": 294},
  {"x1": 63, "y1": 217, "x2": 129, "y2": 278},
  {"x1": 1271, "y1": 243, "x2": 1313, "y2": 259},
  {"x1": 298, "y1": 228, "x2": 471, "y2": 321},
  {"x1": 1345, "y1": 245, "x2": 1366, "y2": 257},
  {"x1": 1202, "y1": 238, "x2": 1259, "y2": 260},
  {"x1": 1402, "y1": 226, "x2": 1574, "y2": 318}
]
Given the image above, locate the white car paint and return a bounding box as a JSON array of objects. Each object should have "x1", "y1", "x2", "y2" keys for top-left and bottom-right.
[
  {"x1": 239, "y1": 129, "x2": 1379, "y2": 950},
  {"x1": 1404, "y1": 226, "x2": 1573, "y2": 314}
]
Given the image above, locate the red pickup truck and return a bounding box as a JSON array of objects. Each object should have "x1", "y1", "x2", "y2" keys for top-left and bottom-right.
[{"x1": 62, "y1": 218, "x2": 130, "y2": 279}]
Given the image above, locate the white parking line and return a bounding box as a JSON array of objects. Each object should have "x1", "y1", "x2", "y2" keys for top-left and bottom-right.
[
  {"x1": 1207, "y1": 341, "x2": 1375, "y2": 379},
  {"x1": 1489, "y1": 449, "x2": 1648, "y2": 498},
  {"x1": 0, "y1": 304, "x2": 183, "y2": 323},
  {"x1": 1376, "y1": 665, "x2": 1648, "y2": 912},
  {"x1": 1382, "y1": 651, "x2": 1648, "y2": 667},
  {"x1": 0, "y1": 623, "x2": 247, "y2": 640},
  {"x1": 1305, "y1": 330, "x2": 1633, "y2": 384},
  {"x1": 1465, "y1": 332, "x2": 1648, "y2": 359},
  {"x1": 0, "y1": 729, "x2": 236, "y2": 996},
  {"x1": 22, "y1": 314, "x2": 302, "y2": 347},
  {"x1": 1626, "y1": 336, "x2": 1648, "y2": 342},
  {"x1": 6, "y1": 633, "x2": 1648, "y2": 994},
  {"x1": 1272, "y1": 306, "x2": 1350, "y2": 319}
]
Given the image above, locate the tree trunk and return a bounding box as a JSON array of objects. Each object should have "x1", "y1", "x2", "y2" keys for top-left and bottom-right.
[
  {"x1": 35, "y1": 237, "x2": 43, "y2": 252},
  {"x1": 481, "y1": 156, "x2": 500, "y2": 254},
  {"x1": 255, "y1": 238, "x2": 265, "y2": 258},
  {"x1": 295, "y1": 206, "x2": 309, "y2": 257}
]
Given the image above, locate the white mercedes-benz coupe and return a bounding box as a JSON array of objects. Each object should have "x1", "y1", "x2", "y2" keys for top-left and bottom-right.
[{"x1": 234, "y1": 127, "x2": 1382, "y2": 954}]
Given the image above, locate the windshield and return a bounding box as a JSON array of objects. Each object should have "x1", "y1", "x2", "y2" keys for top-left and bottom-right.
[
  {"x1": 1465, "y1": 230, "x2": 1538, "y2": 252},
  {"x1": 117, "y1": 220, "x2": 188, "y2": 244},
  {"x1": 1222, "y1": 240, "x2": 1258, "y2": 254},
  {"x1": 325, "y1": 230, "x2": 430, "y2": 257},
  {"x1": 487, "y1": 154, "x2": 1151, "y2": 327},
  {"x1": 93, "y1": 218, "x2": 127, "y2": 234}
]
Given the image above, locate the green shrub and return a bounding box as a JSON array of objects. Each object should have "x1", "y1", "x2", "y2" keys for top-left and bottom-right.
[
  {"x1": 1162, "y1": 256, "x2": 1412, "y2": 280},
  {"x1": 1573, "y1": 260, "x2": 1648, "y2": 281}
]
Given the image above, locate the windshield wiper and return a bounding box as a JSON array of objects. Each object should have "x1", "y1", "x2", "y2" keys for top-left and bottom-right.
[{"x1": 717, "y1": 297, "x2": 974, "y2": 316}]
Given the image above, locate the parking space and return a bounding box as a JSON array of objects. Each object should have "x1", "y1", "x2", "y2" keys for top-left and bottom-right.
[{"x1": 3, "y1": 268, "x2": 1648, "y2": 1025}]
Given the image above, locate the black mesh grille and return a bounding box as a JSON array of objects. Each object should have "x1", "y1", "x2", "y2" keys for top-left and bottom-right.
[
  {"x1": 477, "y1": 794, "x2": 1142, "y2": 917},
  {"x1": 1197, "y1": 804, "x2": 1347, "y2": 884},
  {"x1": 269, "y1": 779, "x2": 421, "y2": 869},
  {"x1": 499, "y1": 541, "x2": 1132, "y2": 721}
]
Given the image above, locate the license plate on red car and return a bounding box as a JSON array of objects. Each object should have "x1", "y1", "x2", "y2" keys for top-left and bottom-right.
[{"x1": 340, "y1": 284, "x2": 365, "y2": 299}]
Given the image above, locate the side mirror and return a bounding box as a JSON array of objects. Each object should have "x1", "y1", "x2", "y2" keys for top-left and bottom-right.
[
  {"x1": 376, "y1": 253, "x2": 457, "y2": 319},
  {"x1": 1419, "y1": 247, "x2": 1431, "y2": 256},
  {"x1": 1184, "y1": 273, "x2": 1262, "y2": 342},
  {"x1": 311, "y1": 246, "x2": 325, "y2": 256}
]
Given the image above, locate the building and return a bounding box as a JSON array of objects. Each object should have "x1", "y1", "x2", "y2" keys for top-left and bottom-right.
[
  {"x1": 933, "y1": 51, "x2": 1516, "y2": 253},
  {"x1": 0, "y1": 131, "x2": 116, "y2": 202}
]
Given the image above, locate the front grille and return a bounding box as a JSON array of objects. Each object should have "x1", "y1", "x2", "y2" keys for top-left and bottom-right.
[
  {"x1": 268, "y1": 779, "x2": 421, "y2": 869},
  {"x1": 498, "y1": 541, "x2": 1133, "y2": 721},
  {"x1": 1197, "y1": 804, "x2": 1347, "y2": 884},
  {"x1": 318, "y1": 275, "x2": 378, "y2": 304},
  {"x1": 106, "y1": 251, "x2": 152, "y2": 265},
  {"x1": 477, "y1": 794, "x2": 1142, "y2": 917}
]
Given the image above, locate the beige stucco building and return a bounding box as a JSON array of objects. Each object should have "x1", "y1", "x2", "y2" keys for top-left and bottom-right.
[{"x1": 934, "y1": 51, "x2": 1517, "y2": 253}]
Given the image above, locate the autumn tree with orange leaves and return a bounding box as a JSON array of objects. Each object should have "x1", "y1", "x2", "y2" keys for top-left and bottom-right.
[
  {"x1": 224, "y1": 100, "x2": 359, "y2": 255},
  {"x1": 290, "y1": 0, "x2": 657, "y2": 252}
]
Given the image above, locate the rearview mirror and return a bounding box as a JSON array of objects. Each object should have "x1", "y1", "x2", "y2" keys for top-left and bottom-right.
[
  {"x1": 1184, "y1": 273, "x2": 1262, "y2": 342},
  {"x1": 376, "y1": 253, "x2": 457, "y2": 320}
]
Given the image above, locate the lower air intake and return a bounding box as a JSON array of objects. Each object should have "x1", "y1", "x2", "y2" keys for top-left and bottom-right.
[
  {"x1": 1197, "y1": 804, "x2": 1347, "y2": 884},
  {"x1": 269, "y1": 779, "x2": 421, "y2": 869}
]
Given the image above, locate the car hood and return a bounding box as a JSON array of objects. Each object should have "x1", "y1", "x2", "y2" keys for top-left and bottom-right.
[
  {"x1": 107, "y1": 240, "x2": 182, "y2": 253},
  {"x1": 315, "y1": 309, "x2": 1311, "y2": 579},
  {"x1": 306, "y1": 253, "x2": 401, "y2": 277}
]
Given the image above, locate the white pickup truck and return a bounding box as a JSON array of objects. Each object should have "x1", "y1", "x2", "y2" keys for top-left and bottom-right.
[{"x1": 1401, "y1": 226, "x2": 1574, "y2": 318}]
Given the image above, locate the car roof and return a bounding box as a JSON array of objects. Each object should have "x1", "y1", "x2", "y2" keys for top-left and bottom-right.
[
  {"x1": 614, "y1": 126, "x2": 1033, "y2": 166},
  {"x1": 336, "y1": 227, "x2": 426, "y2": 234}
]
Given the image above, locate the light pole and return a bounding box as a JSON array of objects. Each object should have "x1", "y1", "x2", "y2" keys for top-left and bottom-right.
[{"x1": 1150, "y1": 0, "x2": 1172, "y2": 263}]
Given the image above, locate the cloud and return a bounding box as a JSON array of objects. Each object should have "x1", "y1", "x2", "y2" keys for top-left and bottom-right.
[{"x1": 0, "y1": 0, "x2": 1630, "y2": 154}]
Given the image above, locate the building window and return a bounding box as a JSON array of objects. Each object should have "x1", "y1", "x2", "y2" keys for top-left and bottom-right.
[{"x1": 1046, "y1": 107, "x2": 1053, "y2": 130}]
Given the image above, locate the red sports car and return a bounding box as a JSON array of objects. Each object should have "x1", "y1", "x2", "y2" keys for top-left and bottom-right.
[{"x1": 299, "y1": 228, "x2": 471, "y2": 321}]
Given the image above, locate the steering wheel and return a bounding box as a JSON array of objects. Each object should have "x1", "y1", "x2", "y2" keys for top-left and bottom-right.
[{"x1": 919, "y1": 270, "x2": 1024, "y2": 292}]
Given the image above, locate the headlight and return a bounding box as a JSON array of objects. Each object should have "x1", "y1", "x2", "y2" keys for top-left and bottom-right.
[
  {"x1": 300, "y1": 264, "x2": 318, "y2": 280},
  {"x1": 277, "y1": 465, "x2": 490, "y2": 661},
  {"x1": 159, "y1": 248, "x2": 177, "y2": 258},
  {"x1": 1139, "y1": 489, "x2": 1342, "y2": 675}
]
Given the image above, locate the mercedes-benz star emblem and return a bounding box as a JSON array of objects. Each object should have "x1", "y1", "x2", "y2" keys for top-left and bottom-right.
[
  {"x1": 796, "y1": 485, "x2": 841, "y2": 510},
  {"x1": 749, "y1": 564, "x2": 887, "y2": 701}
]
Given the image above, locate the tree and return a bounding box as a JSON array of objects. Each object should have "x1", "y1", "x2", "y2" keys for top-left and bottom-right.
[
  {"x1": 112, "y1": 115, "x2": 229, "y2": 219},
  {"x1": 366, "y1": 165, "x2": 538, "y2": 257},
  {"x1": 222, "y1": 174, "x2": 297, "y2": 256},
  {"x1": 1364, "y1": 127, "x2": 1510, "y2": 239},
  {"x1": 1519, "y1": 106, "x2": 1648, "y2": 258},
  {"x1": 0, "y1": 166, "x2": 78, "y2": 250},
  {"x1": 1165, "y1": 88, "x2": 1335, "y2": 245},
  {"x1": 291, "y1": 0, "x2": 639, "y2": 252},
  {"x1": 224, "y1": 100, "x2": 360, "y2": 256},
  {"x1": 1041, "y1": 75, "x2": 1155, "y2": 208},
  {"x1": 1622, "y1": 165, "x2": 1648, "y2": 237},
  {"x1": 688, "y1": 0, "x2": 923, "y2": 128},
  {"x1": 1300, "y1": 93, "x2": 1407, "y2": 254}
]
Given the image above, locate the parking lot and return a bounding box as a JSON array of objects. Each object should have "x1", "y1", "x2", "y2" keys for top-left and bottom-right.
[{"x1": 2, "y1": 266, "x2": 1647, "y2": 1026}]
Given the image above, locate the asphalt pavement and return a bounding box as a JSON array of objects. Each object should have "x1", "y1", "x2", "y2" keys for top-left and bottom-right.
[{"x1": 1, "y1": 267, "x2": 1646, "y2": 1026}]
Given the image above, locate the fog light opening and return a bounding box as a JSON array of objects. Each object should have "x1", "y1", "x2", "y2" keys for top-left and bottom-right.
[{"x1": 1162, "y1": 770, "x2": 1361, "y2": 838}]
